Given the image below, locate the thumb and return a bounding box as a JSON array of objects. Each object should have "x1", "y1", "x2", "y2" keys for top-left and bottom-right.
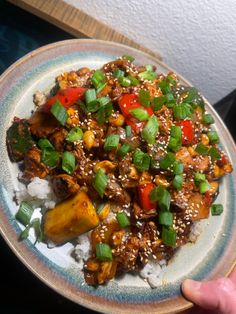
[{"x1": 182, "y1": 278, "x2": 236, "y2": 314}]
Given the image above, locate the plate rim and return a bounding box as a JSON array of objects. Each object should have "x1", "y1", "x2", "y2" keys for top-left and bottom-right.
[{"x1": 0, "y1": 38, "x2": 235, "y2": 314}]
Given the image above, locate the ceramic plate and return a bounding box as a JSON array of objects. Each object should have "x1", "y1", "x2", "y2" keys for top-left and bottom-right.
[{"x1": 0, "y1": 39, "x2": 235, "y2": 314}]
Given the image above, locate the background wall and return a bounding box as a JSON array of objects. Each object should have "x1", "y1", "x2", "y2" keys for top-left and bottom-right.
[{"x1": 66, "y1": 0, "x2": 236, "y2": 104}]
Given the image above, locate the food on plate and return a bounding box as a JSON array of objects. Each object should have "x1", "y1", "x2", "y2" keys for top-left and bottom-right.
[{"x1": 6, "y1": 55, "x2": 233, "y2": 286}]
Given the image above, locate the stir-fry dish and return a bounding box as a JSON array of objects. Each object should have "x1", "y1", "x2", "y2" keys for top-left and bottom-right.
[{"x1": 7, "y1": 55, "x2": 233, "y2": 286}]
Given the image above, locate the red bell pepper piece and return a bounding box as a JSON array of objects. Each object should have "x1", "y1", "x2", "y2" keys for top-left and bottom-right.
[
  {"x1": 42, "y1": 87, "x2": 87, "y2": 112},
  {"x1": 176, "y1": 120, "x2": 194, "y2": 145},
  {"x1": 138, "y1": 183, "x2": 157, "y2": 212},
  {"x1": 118, "y1": 93, "x2": 153, "y2": 133}
]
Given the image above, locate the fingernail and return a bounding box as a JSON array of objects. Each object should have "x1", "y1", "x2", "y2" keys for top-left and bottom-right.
[{"x1": 184, "y1": 279, "x2": 202, "y2": 291}]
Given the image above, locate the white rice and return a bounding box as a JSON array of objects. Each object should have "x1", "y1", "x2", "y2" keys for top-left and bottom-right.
[
  {"x1": 139, "y1": 259, "x2": 167, "y2": 288},
  {"x1": 74, "y1": 233, "x2": 91, "y2": 270}
]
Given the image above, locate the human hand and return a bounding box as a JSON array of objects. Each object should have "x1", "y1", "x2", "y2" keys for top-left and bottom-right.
[{"x1": 181, "y1": 267, "x2": 236, "y2": 314}]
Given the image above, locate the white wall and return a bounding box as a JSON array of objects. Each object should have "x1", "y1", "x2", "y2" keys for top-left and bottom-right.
[{"x1": 66, "y1": 0, "x2": 236, "y2": 104}]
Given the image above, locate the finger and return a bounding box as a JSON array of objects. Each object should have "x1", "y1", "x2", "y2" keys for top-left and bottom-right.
[
  {"x1": 229, "y1": 267, "x2": 236, "y2": 284},
  {"x1": 182, "y1": 278, "x2": 236, "y2": 314}
]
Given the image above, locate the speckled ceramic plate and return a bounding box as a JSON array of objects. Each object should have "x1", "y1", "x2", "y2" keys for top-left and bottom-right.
[{"x1": 0, "y1": 39, "x2": 235, "y2": 314}]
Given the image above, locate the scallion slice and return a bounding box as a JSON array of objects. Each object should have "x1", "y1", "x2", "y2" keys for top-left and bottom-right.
[
  {"x1": 66, "y1": 127, "x2": 83, "y2": 142},
  {"x1": 202, "y1": 113, "x2": 214, "y2": 125},
  {"x1": 158, "y1": 80, "x2": 171, "y2": 94},
  {"x1": 96, "y1": 101, "x2": 113, "y2": 124},
  {"x1": 118, "y1": 76, "x2": 131, "y2": 87},
  {"x1": 173, "y1": 160, "x2": 184, "y2": 175},
  {"x1": 15, "y1": 201, "x2": 34, "y2": 227},
  {"x1": 170, "y1": 126, "x2": 182, "y2": 141},
  {"x1": 30, "y1": 218, "x2": 43, "y2": 243},
  {"x1": 125, "y1": 125, "x2": 132, "y2": 137},
  {"x1": 96, "y1": 243, "x2": 113, "y2": 261},
  {"x1": 168, "y1": 137, "x2": 181, "y2": 152},
  {"x1": 133, "y1": 148, "x2": 150, "y2": 172},
  {"x1": 91, "y1": 70, "x2": 106, "y2": 89},
  {"x1": 117, "y1": 143, "x2": 131, "y2": 157},
  {"x1": 207, "y1": 131, "x2": 219, "y2": 144},
  {"x1": 138, "y1": 70, "x2": 157, "y2": 81},
  {"x1": 129, "y1": 108, "x2": 149, "y2": 121},
  {"x1": 93, "y1": 169, "x2": 108, "y2": 198},
  {"x1": 85, "y1": 89, "x2": 98, "y2": 112},
  {"x1": 41, "y1": 149, "x2": 60, "y2": 167},
  {"x1": 195, "y1": 143, "x2": 209, "y2": 156},
  {"x1": 19, "y1": 224, "x2": 31, "y2": 241},
  {"x1": 116, "y1": 212, "x2": 130, "y2": 228},
  {"x1": 194, "y1": 172, "x2": 206, "y2": 184},
  {"x1": 38, "y1": 139, "x2": 54, "y2": 150},
  {"x1": 199, "y1": 180, "x2": 210, "y2": 194},
  {"x1": 173, "y1": 174, "x2": 183, "y2": 190},
  {"x1": 113, "y1": 68, "x2": 125, "y2": 78},
  {"x1": 173, "y1": 103, "x2": 193, "y2": 120},
  {"x1": 104, "y1": 134, "x2": 120, "y2": 151},
  {"x1": 122, "y1": 54, "x2": 135, "y2": 62},
  {"x1": 62, "y1": 151, "x2": 76, "y2": 174},
  {"x1": 159, "y1": 152, "x2": 175, "y2": 170},
  {"x1": 138, "y1": 89, "x2": 151, "y2": 107},
  {"x1": 127, "y1": 75, "x2": 139, "y2": 86},
  {"x1": 162, "y1": 226, "x2": 176, "y2": 247},
  {"x1": 50, "y1": 99, "x2": 69, "y2": 125},
  {"x1": 211, "y1": 204, "x2": 223, "y2": 216},
  {"x1": 152, "y1": 96, "x2": 165, "y2": 111},
  {"x1": 208, "y1": 147, "x2": 221, "y2": 161},
  {"x1": 159, "y1": 211, "x2": 173, "y2": 226},
  {"x1": 150, "y1": 186, "x2": 171, "y2": 211},
  {"x1": 141, "y1": 114, "x2": 159, "y2": 144}
]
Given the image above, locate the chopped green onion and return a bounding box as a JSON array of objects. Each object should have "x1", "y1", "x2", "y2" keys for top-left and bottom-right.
[
  {"x1": 19, "y1": 224, "x2": 31, "y2": 241},
  {"x1": 159, "y1": 211, "x2": 173, "y2": 226},
  {"x1": 85, "y1": 89, "x2": 99, "y2": 112},
  {"x1": 118, "y1": 143, "x2": 131, "y2": 157},
  {"x1": 104, "y1": 134, "x2": 120, "y2": 151},
  {"x1": 62, "y1": 151, "x2": 76, "y2": 174},
  {"x1": 141, "y1": 114, "x2": 159, "y2": 144},
  {"x1": 145, "y1": 64, "x2": 154, "y2": 71},
  {"x1": 50, "y1": 100, "x2": 69, "y2": 125},
  {"x1": 184, "y1": 87, "x2": 199, "y2": 103},
  {"x1": 96, "y1": 243, "x2": 113, "y2": 261},
  {"x1": 152, "y1": 96, "x2": 165, "y2": 111},
  {"x1": 122, "y1": 54, "x2": 135, "y2": 62},
  {"x1": 173, "y1": 174, "x2": 183, "y2": 190},
  {"x1": 207, "y1": 131, "x2": 219, "y2": 144},
  {"x1": 96, "y1": 82, "x2": 107, "y2": 93},
  {"x1": 91, "y1": 70, "x2": 106, "y2": 90},
  {"x1": 165, "y1": 93, "x2": 176, "y2": 107},
  {"x1": 77, "y1": 100, "x2": 87, "y2": 113},
  {"x1": 41, "y1": 149, "x2": 60, "y2": 167},
  {"x1": 93, "y1": 169, "x2": 108, "y2": 198},
  {"x1": 173, "y1": 103, "x2": 193, "y2": 120},
  {"x1": 159, "y1": 152, "x2": 175, "y2": 170},
  {"x1": 30, "y1": 218, "x2": 43, "y2": 243},
  {"x1": 138, "y1": 70, "x2": 157, "y2": 81},
  {"x1": 116, "y1": 212, "x2": 130, "y2": 228},
  {"x1": 127, "y1": 75, "x2": 139, "y2": 86},
  {"x1": 113, "y1": 68, "x2": 125, "y2": 78},
  {"x1": 125, "y1": 125, "x2": 132, "y2": 137},
  {"x1": 162, "y1": 226, "x2": 176, "y2": 246},
  {"x1": 150, "y1": 186, "x2": 171, "y2": 211},
  {"x1": 38, "y1": 139, "x2": 54, "y2": 150},
  {"x1": 166, "y1": 74, "x2": 177, "y2": 86},
  {"x1": 133, "y1": 148, "x2": 150, "y2": 172},
  {"x1": 170, "y1": 126, "x2": 182, "y2": 141},
  {"x1": 199, "y1": 180, "x2": 210, "y2": 194},
  {"x1": 202, "y1": 113, "x2": 214, "y2": 125},
  {"x1": 168, "y1": 137, "x2": 181, "y2": 152},
  {"x1": 96, "y1": 203, "x2": 105, "y2": 214},
  {"x1": 138, "y1": 89, "x2": 151, "y2": 107},
  {"x1": 208, "y1": 147, "x2": 221, "y2": 161},
  {"x1": 97, "y1": 96, "x2": 111, "y2": 107},
  {"x1": 118, "y1": 76, "x2": 131, "y2": 87},
  {"x1": 211, "y1": 204, "x2": 223, "y2": 216},
  {"x1": 194, "y1": 172, "x2": 206, "y2": 184},
  {"x1": 158, "y1": 80, "x2": 171, "y2": 94},
  {"x1": 15, "y1": 201, "x2": 34, "y2": 227},
  {"x1": 96, "y1": 101, "x2": 113, "y2": 124},
  {"x1": 129, "y1": 108, "x2": 149, "y2": 121},
  {"x1": 173, "y1": 160, "x2": 184, "y2": 175},
  {"x1": 66, "y1": 127, "x2": 83, "y2": 142},
  {"x1": 195, "y1": 143, "x2": 209, "y2": 156}
]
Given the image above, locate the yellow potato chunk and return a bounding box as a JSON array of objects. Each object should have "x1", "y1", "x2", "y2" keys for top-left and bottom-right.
[{"x1": 43, "y1": 191, "x2": 99, "y2": 245}]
